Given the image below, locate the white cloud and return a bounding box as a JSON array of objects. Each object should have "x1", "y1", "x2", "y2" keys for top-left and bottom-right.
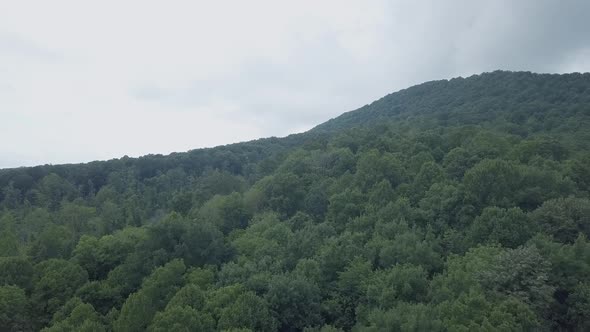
[{"x1": 1, "y1": 0, "x2": 589, "y2": 168}]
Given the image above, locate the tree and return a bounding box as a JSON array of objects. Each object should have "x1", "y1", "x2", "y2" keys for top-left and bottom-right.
[
  {"x1": 528, "y1": 234, "x2": 590, "y2": 327},
  {"x1": 0, "y1": 230, "x2": 19, "y2": 257},
  {"x1": 198, "y1": 192, "x2": 250, "y2": 234},
  {"x1": 166, "y1": 284, "x2": 205, "y2": 310},
  {"x1": 418, "y1": 182, "x2": 465, "y2": 231},
  {"x1": 366, "y1": 264, "x2": 429, "y2": 308},
  {"x1": 463, "y1": 159, "x2": 520, "y2": 208},
  {"x1": 43, "y1": 299, "x2": 105, "y2": 332},
  {"x1": 266, "y1": 275, "x2": 323, "y2": 331},
  {"x1": 217, "y1": 291, "x2": 278, "y2": 332},
  {"x1": 531, "y1": 197, "x2": 590, "y2": 243},
  {"x1": 411, "y1": 161, "x2": 445, "y2": 200},
  {"x1": 331, "y1": 257, "x2": 373, "y2": 329},
  {"x1": 0, "y1": 285, "x2": 30, "y2": 331},
  {"x1": 142, "y1": 213, "x2": 227, "y2": 266},
  {"x1": 148, "y1": 306, "x2": 215, "y2": 332},
  {"x1": 0, "y1": 256, "x2": 34, "y2": 290},
  {"x1": 303, "y1": 182, "x2": 330, "y2": 219},
  {"x1": 0, "y1": 214, "x2": 19, "y2": 257},
  {"x1": 183, "y1": 267, "x2": 215, "y2": 290},
  {"x1": 443, "y1": 147, "x2": 477, "y2": 179},
  {"x1": 257, "y1": 173, "x2": 305, "y2": 217},
  {"x1": 359, "y1": 303, "x2": 443, "y2": 332},
  {"x1": 367, "y1": 180, "x2": 395, "y2": 208},
  {"x1": 39, "y1": 173, "x2": 76, "y2": 211},
  {"x1": 467, "y1": 207, "x2": 534, "y2": 248},
  {"x1": 566, "y1": 153, "x2": 590, "y2": 192},
  {"x1": 1, "y1": 183, "x2": 22, "y2": 209},
  {"x1": 28, "y1": 225, "x2": 75, "y2": 261},
  {"x1": 58, "y1": 202, "x2": 97, "y2": 236},
  {"x1": 476, "y1": 246, "x2": 554, "y2": 313},
  {"x1": 73, "y1": 227, "x2": 147, "y2": 280},
  {"x1": 354, "y1": 150, "x2": 405, "y2": 190},
  {"x1": 437, "y1": 289, "x2": 539, "y2": 331},
  {"x1": 181, "y1": 220, "x2": 227, "y2": 266},
  {"x1": 32, "y1": 259, "x2": 88, "y2": 325},
  {"x1": 510, "y1": 138, "x2": 568, "y2": 163},
  {"x1": 326, "y1": 189, "x2": 365, "y2": 225},
  {"x1": 114, "y1": 259, "x2": 186, "y2": 332},
  {"x1": 113, "y1": 292, "x2": 154, "y2": 332},
  {"x1": 72, "y1": 235, "x2": 101, "y2": 279},
  {"x1": 371, "y1": 220, "x2": 443, "y2": 273},
  {"x1": 566, "y1": 282, "x2": 590, "y2": 330}
]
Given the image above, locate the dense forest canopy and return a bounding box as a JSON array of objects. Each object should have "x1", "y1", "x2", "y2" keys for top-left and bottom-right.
[{"x1": 1, "y1": 70, "x2": 590, "y2": 331}]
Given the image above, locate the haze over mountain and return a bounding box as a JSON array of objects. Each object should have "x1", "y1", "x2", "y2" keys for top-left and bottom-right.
[
  {"x1": 1, "y1": 71, "x2": 590, "y2": 331},
  {"x1": 2, "y1": 0, "x2": 590, "y2": 168}
]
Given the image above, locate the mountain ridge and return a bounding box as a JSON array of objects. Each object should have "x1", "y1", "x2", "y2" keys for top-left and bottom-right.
[
  {"x1": 313, "y1": 70, "x2": 590, "y2": 132},
  {"x1": 4, "y1": 70, "x2": 589, "y2": 173},
  {"x1": 3, "y1": 70, "x2": 590, "y2": 197}
]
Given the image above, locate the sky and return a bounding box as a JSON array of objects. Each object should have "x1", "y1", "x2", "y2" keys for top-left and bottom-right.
[{"x1": 1, "y1": 1, "x2": 590, "y2": 168}]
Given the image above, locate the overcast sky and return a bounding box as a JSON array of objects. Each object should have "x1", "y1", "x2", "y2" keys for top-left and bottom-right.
[{"x1": 1, "y1": 1, "x2": 590, "y2": 168}]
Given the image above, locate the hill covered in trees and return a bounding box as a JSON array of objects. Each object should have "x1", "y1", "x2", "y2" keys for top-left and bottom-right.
[{"x1": 1, "y1": 70, "x2": 590, "y2": 331}]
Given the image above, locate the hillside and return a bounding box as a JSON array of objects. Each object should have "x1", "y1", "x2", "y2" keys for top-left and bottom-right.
[{"x1": 1, "y1": 71, "x2": 590, "y2": 331}]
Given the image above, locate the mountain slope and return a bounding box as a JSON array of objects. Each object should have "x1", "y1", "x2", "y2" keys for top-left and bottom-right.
[
  {"x1": 315, "y1": 70, "x2": 590, "y2": 134},
  {"x1": 1, "y1": 71, "x2": 590, "y2": 331},
  {"x1": 3, "y1": 71, "x2": 589, "y2": 196}
]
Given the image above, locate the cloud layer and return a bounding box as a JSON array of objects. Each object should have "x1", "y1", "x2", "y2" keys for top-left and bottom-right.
[{"x1": 1, "y1": 0, "x2": 590, "y2": 168}]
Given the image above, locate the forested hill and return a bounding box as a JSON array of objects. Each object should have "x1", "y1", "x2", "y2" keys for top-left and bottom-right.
[
  {"x1": 314, "y1": 70, "x2": 590, "y2": 134},
  {"x1": 1, "y1": 71, "x2": 590, "y2": 331}
]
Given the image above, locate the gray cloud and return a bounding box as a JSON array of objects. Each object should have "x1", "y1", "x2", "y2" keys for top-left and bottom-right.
[{"x1": 1, "y1": 0, "x2": 590, "y2": 168}]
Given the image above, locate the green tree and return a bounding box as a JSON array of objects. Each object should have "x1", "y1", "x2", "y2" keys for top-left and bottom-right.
[
  {"x1": 331, "y1": 257, "x2": 373, "y2": 329},
  {"x1": 39, "y1": 173, "x2": 76, "y2": 211},
  {"x1": 198, "y1": 192, "x2": 250, "y2": 234},
  {"x1": 218, "y1": 291, "x2": 278, "y2": 332},
  {"x1": 32, "y1": 259, "x2": 88, "y2": 325},
  {"x1": 59, "y1": 202, "x2": 97, "y2": 236},
  {"x1": 266, "y1": 275, "x2": 323, "y2": 331},
  {"x1": 355, "y1": 150, "x2": 405, "y2": 190},
  {"x1": 531, "y1": 197, "x2": 590, "y2": 243},
  {"x1": 183, "y1": 267, "x2": 215, "y2": 290},
  {"x1": 166, "y1": 284, "x2": 205, "y2": 310},
  {"x1": 463, "y1": 159, "x2": 520, "y2": 208},
  {"x1": 113, "y1": 292, "x2": 154, "y2": 332},
  {"x1": 467, "y1": 207, "x2": 534, "y2": 248},
  {"x1": 366, "y1": 264, "x2": 429, "y2": 308},
  {"x1": 476, "y1": 246, "x2": 554, "y2": 313},
  {"x1": 148, "y1": 306, "x2": 215, "y2": 332},
  {"x1": 566, "y1": 282, "x2": 590, "y2": 331},
  {"x1": 0, "y1": 256, "x2": 34, "y2": 290},
  {"x1": 28, "y1": 225, "x2": 75, "y2": 261},
  {"x1": 0, "y1": 285, "x2": 30, "y2": 331},
  {"x1": 437, "y1": 289, "x2": 539, "y2": 331},
  {"x1": 0, "y1": 213, "x2": 20, "y2": 256},
  {"x1": 114, "y1": 259, "x2": 186, "y2": 332},
  {"x1": 442, "y1": 147, "x2": 478, "y2": 179},
  {"x1": 43, "y1": 298, "x2": 105, "y2": 332},
  {"x1": 412, "y1": 161, "x2": 445, "y2": 200},
  {"x1": 358, "y1": 303, "x2": 442, "y2": 332},
  {"x1": 257, "y1": 173, "x2": 305, "y2": 216}
]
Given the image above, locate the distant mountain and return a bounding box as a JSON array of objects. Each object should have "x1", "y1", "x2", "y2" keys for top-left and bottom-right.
[
  {"x1": 3, "y1": 71, "x2": 590, "y2": 190},
  {"x1": 314, "y1": 70, "x2": 590, "y2": 132}
]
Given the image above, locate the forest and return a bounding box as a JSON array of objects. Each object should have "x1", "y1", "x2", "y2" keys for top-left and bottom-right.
[{"x1": 1, "y1": 71, "x2": 590, "y2": 331}]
